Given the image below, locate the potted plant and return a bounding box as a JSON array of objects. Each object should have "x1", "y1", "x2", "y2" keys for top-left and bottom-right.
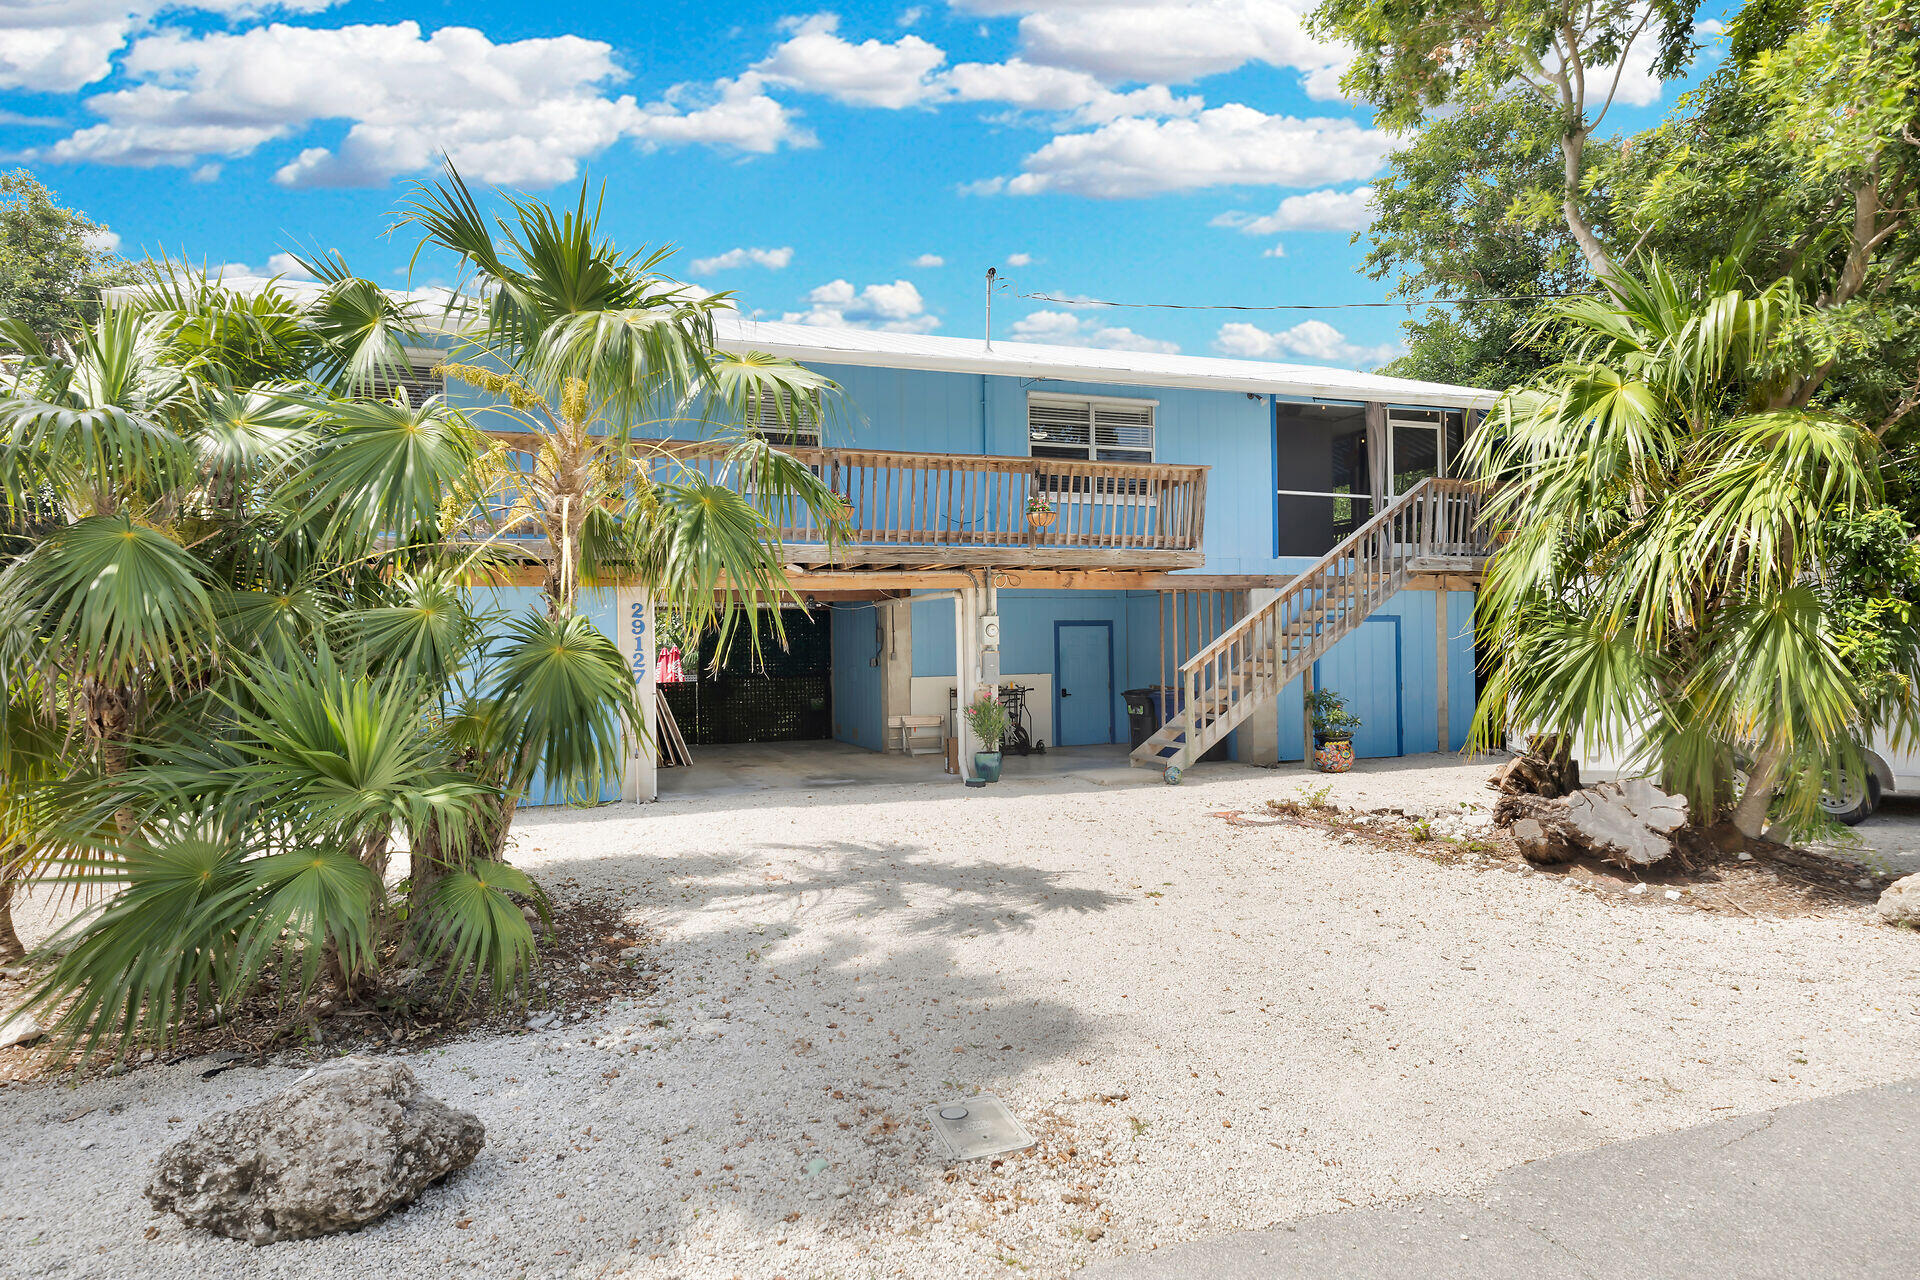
[
  {"x1": 962, "y1": 691, "x2": 1011, "y2": 782},
  {"x1": 1308, "y1": 687, "x2": 1362, "y2": 774},
  {"x1": 1025, "y1": 494, "x2": 1057, "y2": 529}
]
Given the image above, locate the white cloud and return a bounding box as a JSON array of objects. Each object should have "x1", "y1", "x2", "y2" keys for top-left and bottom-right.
[
  {"x1": 899, "y1": 5, "x2": 927, "y2": 25},
  {"x1": 751, "y1": 16, "x2": 1207, "y2": 124},
  {"x1": 37, "y1": 21, "x2": 809, "y2": 186},
  {"x1": 1009, "y1": 308, "x2": 1178, "y2": 353},
  {"x1": 912, "y1": 252, "x2": 945, "y2": 267},
  {"x1": 940, "y1": 57, "x2": 1203, "y2": 124},
  {"x1": 1005, "y1": 252, "x2": 1032, "y2": 266},
  {"x1": 82, "y1": 227, "x2": 121, "y2": 254},
  {"x1": 949, "y1": 1, "x2": 1351, "y2": 98},
  {"x1": 266, "y1": 251, "x2": 314, "y2": 279},
  {"x1": 0, "y1": 1, "x2": 346, "y2": 94},
  {"x1": 783, "y1": 278, "x2": 939, "y2": 332},
  {"x1": 1262, "y1": 242, "x2": 1285, "y2": 258},
  {"x1": 1213, "y1": 185, "x2": 1375, "y2": 234},
  {"x1": 0, "y1": 3, "x2": 139, "y2": 94},
  {"x1": 691, "y1": 245, "x2": 795, "y2": 273},
  {"x1": 631, "y1": 72, "x2": 812, "y2": 155},
  {"x1": 990, "y1": 104, "x2": 1391, "y2": 197},
  {"x1": 755, "y1": 13, "x2": 946, "y2": 109},
  {"x1": 1214, "y1": 319, "x2": 1399, "y2": 368}
]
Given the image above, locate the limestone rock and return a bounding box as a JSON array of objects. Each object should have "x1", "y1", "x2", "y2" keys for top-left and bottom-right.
[
  {"x1": 147, "y1": 1057, "x2": 483, "y2": 1245},
  {"x1": 0, "y1": 1011, "x2": 43, "y2": 1049},
  {"x1": 1877, "y1": 874, "x2": 1920, "y2": 927}
]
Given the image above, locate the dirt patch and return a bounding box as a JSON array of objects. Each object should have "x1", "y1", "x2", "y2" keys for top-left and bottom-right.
[
  {"x1": 0, "y1": 893, "x2": 661, "y2": 1086},
  {"x1": 1213, "y1": 799, "x2": 1898, "y2": 921}
]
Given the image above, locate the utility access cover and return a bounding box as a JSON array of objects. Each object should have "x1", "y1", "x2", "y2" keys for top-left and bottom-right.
[{"x1": 927, "y1": 1096, "x2": 1034, "y2": 1161}]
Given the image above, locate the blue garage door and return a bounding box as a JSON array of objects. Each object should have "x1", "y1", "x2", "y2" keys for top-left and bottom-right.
[{"x1": 1311, "y1": 615, "x2": 1403, "y2": 758}]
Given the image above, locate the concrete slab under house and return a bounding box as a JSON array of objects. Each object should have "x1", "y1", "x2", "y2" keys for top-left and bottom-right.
[{"x1": 389, "y1": 314, "x2": 1498, "y2": 804}]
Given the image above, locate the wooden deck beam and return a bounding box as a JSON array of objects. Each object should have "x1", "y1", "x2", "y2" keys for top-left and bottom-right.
[{"x1": 462, "y1": 566, "x2": 1297, "y2": 592}]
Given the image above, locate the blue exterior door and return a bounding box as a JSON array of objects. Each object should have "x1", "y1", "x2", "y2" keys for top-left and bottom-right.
[
  {"x1": 1312, "y1": 616, "x2": 1403, "y2": 758},
  {"x1": 1054, "y1": 621, "x2": 1115, "y2": 746}
]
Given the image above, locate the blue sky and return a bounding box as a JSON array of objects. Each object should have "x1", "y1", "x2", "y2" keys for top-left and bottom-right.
[{"x1": 2, "y1": 2, "x2": 1717, "y2": 365}]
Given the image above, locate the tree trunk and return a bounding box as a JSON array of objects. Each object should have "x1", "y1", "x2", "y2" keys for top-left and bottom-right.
[
  {"x1": 0, "y1": 859, "x2": 26, "y2": 961},
  {"x1": 1732, "y1": 741, "x2": 1785, "y2": 839},
  {"x1": 84, "y1": 679, "x2": 134, "y2": 837},
  {"x1": 1559, "y1": 127, "x2": 1616, "y2": 282}
]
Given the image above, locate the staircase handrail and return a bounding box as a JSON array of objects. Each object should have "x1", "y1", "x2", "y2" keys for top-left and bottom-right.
[{"x1": 1177, "y1": 477, "x2": 1485, "y2": 680}]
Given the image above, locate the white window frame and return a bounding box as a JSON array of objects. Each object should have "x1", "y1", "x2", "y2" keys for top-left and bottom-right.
[
  {"x1": 1273, "y1": 401, "x2": 1375, "y2": 551},
  {"x1": 369, "y1": 346, "x2": 448, "y2": 405},
  {"x1": 1026, "y1": 392, "x2": 1158, "y2": 504},
  {"x1": 749, "y1": 388, "x2": 822, "y2": 447}
]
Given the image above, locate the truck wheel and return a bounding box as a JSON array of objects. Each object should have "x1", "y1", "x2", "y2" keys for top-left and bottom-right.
[{"x1": 1820, "y1": 772, "x2": 1882, "y2": 825}]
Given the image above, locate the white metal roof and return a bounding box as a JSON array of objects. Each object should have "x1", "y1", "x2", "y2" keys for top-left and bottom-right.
[{"x1": 712, "y1": 316, "x2": 1496, "y2": 410}]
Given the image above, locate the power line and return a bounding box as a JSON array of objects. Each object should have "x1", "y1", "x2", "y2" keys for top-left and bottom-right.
[{"x1": 1017, "y1": 290, "x2": 1579, "y2": 312}]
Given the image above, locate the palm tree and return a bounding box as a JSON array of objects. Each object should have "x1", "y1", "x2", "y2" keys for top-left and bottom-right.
[
  {"x1": 0, "y1": 179, "x2": 864, "y2": 1056},
  {"x1": 1467, "y1": 253, "x2": 1920, "y2": 838},
  {"x1": 401, "y1": 164, "x2": 848, "y2": 647}
]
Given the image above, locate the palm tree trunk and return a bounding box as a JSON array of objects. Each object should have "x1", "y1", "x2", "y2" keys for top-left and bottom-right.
[
  {"x1": 1732, "y1": 741, "x2": 1785, "y2": 839},
  {"x1": 83, "y1": 680, "x2": 135, "y2": 836},
  {"x1": 0, "y1": 859, "x2": 26, "y2": 961}
]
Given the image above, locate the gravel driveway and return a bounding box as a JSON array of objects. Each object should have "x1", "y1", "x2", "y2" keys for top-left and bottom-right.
[{"x1": 6, "y1": 754, "x2": 1920, "y2": 1279}]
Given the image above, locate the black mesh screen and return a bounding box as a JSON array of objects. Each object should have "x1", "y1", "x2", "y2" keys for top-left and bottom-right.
[{"x1": 659, "y1": 608, "x2": 833, "y2": 744}]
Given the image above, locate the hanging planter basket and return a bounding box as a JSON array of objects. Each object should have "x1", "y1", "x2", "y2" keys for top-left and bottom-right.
[{"x1": 1026, "y1": 508, "x2": 1057, "y2": 529}]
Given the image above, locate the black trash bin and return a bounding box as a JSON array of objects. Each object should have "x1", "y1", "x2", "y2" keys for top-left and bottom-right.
[
  {"x1": 1123, "y1": 687, "x2": 1171, "y2": 749},
  {"x1": 1123, "y1": 686, "x2": 1229, "y2": 760}
]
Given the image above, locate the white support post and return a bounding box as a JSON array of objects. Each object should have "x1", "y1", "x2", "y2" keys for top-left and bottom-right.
[
  {"x1": 616, "y1": 585, "x2": 658, "y2": 803},
  {"x1": 1435, "y1": 590, "x2": 1450, "y2": 754},
  {"x1": 953, "y1": 587, "x2": 975, "y2": 780}
]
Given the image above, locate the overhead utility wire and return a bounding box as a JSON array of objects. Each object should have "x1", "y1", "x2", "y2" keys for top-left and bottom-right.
[{"x1": 1018, "y1": 290, "x2": 1581, "y2": 312}]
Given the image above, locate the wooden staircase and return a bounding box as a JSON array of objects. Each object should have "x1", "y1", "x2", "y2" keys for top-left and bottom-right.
[{"x1": 1130, "y1": 478, "x2": 1490, "y2": 781}]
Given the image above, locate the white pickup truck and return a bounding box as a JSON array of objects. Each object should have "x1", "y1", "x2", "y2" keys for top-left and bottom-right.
[{"x1": 1825, "y1": 740, "x2": 1920, "y2": 824}]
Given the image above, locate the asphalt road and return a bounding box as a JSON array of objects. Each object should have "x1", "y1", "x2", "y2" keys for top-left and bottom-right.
[{"x1": 1079, "y1": 1077, "x2": 1920, "y2": 1280}]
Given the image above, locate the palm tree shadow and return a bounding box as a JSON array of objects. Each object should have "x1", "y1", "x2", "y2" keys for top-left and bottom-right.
[{"x1": 653, "y1": 838, "x2": 1129, "y2": 938}]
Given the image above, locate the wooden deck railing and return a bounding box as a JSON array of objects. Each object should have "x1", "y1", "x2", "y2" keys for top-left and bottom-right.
[{"x1": 482, "y1": 433, "x2": 1209, "y2": 560}]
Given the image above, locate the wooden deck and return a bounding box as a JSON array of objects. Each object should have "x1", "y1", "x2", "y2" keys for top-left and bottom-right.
[{"x1": 483, "y1": 433, "x2": 1208, "y2": 571}]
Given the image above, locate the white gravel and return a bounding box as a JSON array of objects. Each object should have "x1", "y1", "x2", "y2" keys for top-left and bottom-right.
[{"x1": 6, "y1": 752, "x2": 1920, "y2": 1279}]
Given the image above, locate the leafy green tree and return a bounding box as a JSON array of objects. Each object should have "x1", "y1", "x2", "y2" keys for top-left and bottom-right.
[
  {"x1": 1468, "y1": 254, "x2": 1920, "y2": 838},
  {"x1": 1311, "y1": 0, "x2": 1699, "y2": 280},
  {"x1": 0, "y1": 170, "x2": 133, "y2": 344},
  {"x1": 1619, "y1": 0, "x2": 1920, "y2": 431},
  {"x1": 1368, "y1": 95, "x2": 1612, "y2": 389}
]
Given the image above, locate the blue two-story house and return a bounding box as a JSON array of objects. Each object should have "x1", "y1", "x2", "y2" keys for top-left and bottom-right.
[{"x1": 376, "y1": 313, "x2": 1496, "y2": 799}]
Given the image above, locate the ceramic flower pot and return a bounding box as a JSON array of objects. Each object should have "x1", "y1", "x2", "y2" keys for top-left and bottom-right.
[
  {"x1": 974, "y1": 750, "x2": 1004, "y2": 782},
  {"x1": 1313, "y1": 736, "x2": 1354, "y2": 774}
]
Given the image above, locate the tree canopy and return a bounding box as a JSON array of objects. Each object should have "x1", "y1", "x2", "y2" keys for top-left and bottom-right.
[{"x1": 0, "y1": 170, "x2": 133, "y2": 344}]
